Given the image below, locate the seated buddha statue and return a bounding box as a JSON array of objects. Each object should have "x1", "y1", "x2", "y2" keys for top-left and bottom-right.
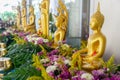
[
  {"x1": 25, "y1": 6, "x2": 36, "y2": 34},
  {"x1": 71, "y1": 3, "x2": 106, "y2": 70},
  {"x1": 54, "y1": 0, "x2": 68, "y2": 44}
]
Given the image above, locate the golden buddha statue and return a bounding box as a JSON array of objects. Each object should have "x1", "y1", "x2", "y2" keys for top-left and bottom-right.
[
  {"x1": 21, "y1": 0, "x2": 27, "y2": 31},
  {"x1": 16, "y1": 6, "x2": 21, "y2": 30},
  {"x1": 54, "y1": 0, "x2": 68, "y2": 43},
  {"x1": 71, "y1": 3, "x2": 106, "y2": 70},
  {"x1": 25, "y1": 6, "x2": 36, "y2": 34},
  {"x1": 38, "y1": 0, "x2": 50, "y2": 37}
]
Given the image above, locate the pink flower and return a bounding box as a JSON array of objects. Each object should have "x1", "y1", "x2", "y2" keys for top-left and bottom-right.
[
  {"x1": 37, "y1": 51, "x2": 43, "y2": 56},
  {"x1": 37, "y1": 39, "x2": 44, "y2": 44},
  {"x1": 36, "y1": 67, "x2": 41, "y2": 71},
  {"x1": 48, "y1": 49, "x2": 59, "y2": 56},
  {"x1": 24, "y1": 37, "x2": 28, "y2": 41},
  {"x1": 18, "y1": 32, "x2": 25, "y2": 37},
  {"x1": 62, "y1": 40, "x2": 66, "y2": 44}
]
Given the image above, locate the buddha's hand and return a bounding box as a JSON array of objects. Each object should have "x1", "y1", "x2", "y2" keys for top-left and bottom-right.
[{"x1": 83, "y1": 57, "x2": 94, "y2": 62}]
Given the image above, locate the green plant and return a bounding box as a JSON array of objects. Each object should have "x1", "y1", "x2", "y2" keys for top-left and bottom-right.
[
  {"x1": 0, "y1": 33, "x2": 15, "y2": 46},
  {"x1": 80, "y1": 40, "x2": 87, "y2": 49},
  {"x1": 3, "y1": 65, "x2": 42, "y2": 80},
  {"x1": 27, "y1": 76, "x2": 43, "y2": 80},
  {"x1": 5, "y1": 42, "x2": 41, "y2": 68},
  {"x1": 0, "y1": 11, "x2": 16, "y2": 21},
  {"x1": 103, "y1": 55, "x2": 117, "y2": 73},
  {"x1": 115, "y1": 64, "x2": 120, "y2": 73},
  {"x1": 0, "y1": 28, "x2": 6, "y2": 34}
]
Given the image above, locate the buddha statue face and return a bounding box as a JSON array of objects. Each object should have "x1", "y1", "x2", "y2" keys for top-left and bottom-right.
[
  {"x1": 89, "y1": 3, "x2": 104, "y2": 31},
  {"x1": 55, "y1": 15, "x2": 63, "y2": 27},
  {"x1": 90, "y1": 18, "x2": 99, "y2": 30},
  {"x1": 29, "y1": 6, "x2": 34, "y2": 13},
  {"x1": 22, "y1": 0, "x2": 26, "y2": 6}
]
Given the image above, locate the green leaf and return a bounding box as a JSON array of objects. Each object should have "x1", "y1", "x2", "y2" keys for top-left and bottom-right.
[{"x1": 3, "y1": 65, "x2": 41, "y2": 80}]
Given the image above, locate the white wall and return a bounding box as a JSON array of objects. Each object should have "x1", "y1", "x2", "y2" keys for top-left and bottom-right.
[{"x1": 90, "y1": 0, "x2": 120, "y2": 64}]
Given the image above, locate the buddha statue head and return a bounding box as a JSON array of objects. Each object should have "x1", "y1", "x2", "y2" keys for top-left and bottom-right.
[
  {"x1": 55, "y1": 13, "x2": 65, "y2": 28},
  {"x1": 90, "y1": 3, "x2": 104, "y2": 31},
  {"x1": 22, "y1": 0, "x2": 26, "y2": 7},
  {"x1": 29, "y1": 6, "x2": 34, "y2": 14}
]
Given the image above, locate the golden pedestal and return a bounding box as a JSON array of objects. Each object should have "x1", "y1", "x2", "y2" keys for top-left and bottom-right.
[
  {"x1": 0, "y1": 57, "x2": 12, "y2": 71},
  {"x1": 0, "y1": 43, "x2": 12, "y2": 78},
  {"x1": 0, "y1": 43, "x2": 6, "y2": 48},
  {"x1": 0, "y1": 48, "x2": 7, "y2": 57}
]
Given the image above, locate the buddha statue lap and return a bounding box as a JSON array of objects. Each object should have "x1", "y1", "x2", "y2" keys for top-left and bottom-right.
[
  {"x1": 25, "y1": 6, "x2": 36, "y2": 34},
  {"x1": 71, "y1": 3, "x2": 106, "y2": 70},
  {"x1": 21, "y1": 0, "x2": 27, "y2": 31},
  {"x1": 54, "y1": 0, "x2": 68, "y2": 44}
]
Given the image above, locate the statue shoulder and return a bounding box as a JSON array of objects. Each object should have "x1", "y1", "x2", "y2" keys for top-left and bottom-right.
[{"x1": 100, "y1": 33, "x2": 106, "y2": 40}]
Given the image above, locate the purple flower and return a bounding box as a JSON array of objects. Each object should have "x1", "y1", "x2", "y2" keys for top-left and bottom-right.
[
  {"x1": 62, "y1": 40, "x2": 66, "y2": 44},
  {"x1": 75, "y1": 70, "x2": 85, "y2": 76},
  {"x1": 59, "y1": 70, "x2": 71, "y2": 79},
  {"x1": 46, "y1": 42, "x2": 52, "y2": 46},
  {"x1": 18, "y1": 32, "x2": 25, "y2": 37},
  {"x1": 110, "y1": 73, "x2": 120, "y2": 80},
  {"x1": 37, "y1": 39, "x2": 44, "y2": 44},
  {"x1": 48, "y1": 50, "x2": 59, "y2": 56},
  {"x1": 48, "y1": 71, "x2": 55, "y2": 77},
  {"x1": 43, "y1": 62, "x2": 52, "y2": 67},
  {"x1": 102, "y1": 78, "x2": 111, "y2": 80},
  {"x1": 32, "y1": 40, "x2": 35, "y2": 43},
  {"x1": 49, "y1": 55, "x2": 58, "y2": 62},
  {"x1": 72, "y1": 76, "x2": 79, "y2": 80},
  {"x1": 92, "y1": 69, "x2": 107, "y2": 80},
  {"x1": 24, "y1": 37, "x2": 28, "y2": 41},
  {"x1": 14, "y1": 30, "x2": 19, "y2": 33},
  {"x1": 37, "y1": 51, "x2": 43, "y2": 56},
  {"x1": 59, "y1": 65, "x2": 71, "y2": 79}
]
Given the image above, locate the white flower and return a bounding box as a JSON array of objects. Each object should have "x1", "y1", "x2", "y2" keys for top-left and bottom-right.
[
  {"x1": 43, "y1": 39, "x2": 49, "y2": 43},
  {"x1": 3, "y1": 31, "x2": 8, "y2": 35},
  {"x1": 81, "y1": 73, "x2": 94, "y2": 80},
  {"x1": 46, "y1": 65, "x2": 57, "y2": 73},
  {"x1": 54, "y1": 61, "x2": 58, "y2": 66},
  {"x1": 64, "y1": 59, "x2": 71, "y2": 65},
  {"x1": 26, "y1": 35, "x2": 32, "y2": 42},
  {"x1": 33, "y1": 37, "x2": 40, "y2": 44},
  {"x1": 40, "y1": 58, "x2": 49, "y2": 63},
  {"x1": 64, "y1": 44, "x2": 70, "y2": 48}
]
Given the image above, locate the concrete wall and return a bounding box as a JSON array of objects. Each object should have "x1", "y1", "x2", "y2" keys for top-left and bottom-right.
[{"x1": 90, "y1": 0, "x2": 120, "y2": 64}]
